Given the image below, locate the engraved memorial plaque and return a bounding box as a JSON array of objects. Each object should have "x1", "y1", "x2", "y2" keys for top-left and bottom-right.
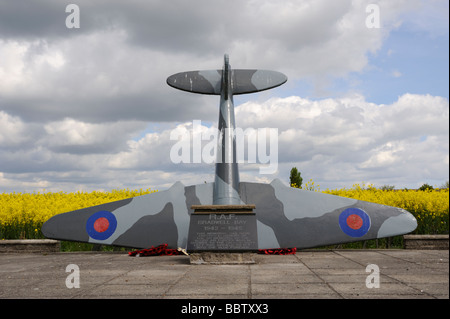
[{"x1": 187, "y1": 213, "x2": 258, "y2": 251}]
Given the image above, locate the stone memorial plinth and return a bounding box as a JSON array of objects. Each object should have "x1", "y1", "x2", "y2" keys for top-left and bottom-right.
[{"x1": 187, "y1": 205, "x2": 257, "y2": 256}]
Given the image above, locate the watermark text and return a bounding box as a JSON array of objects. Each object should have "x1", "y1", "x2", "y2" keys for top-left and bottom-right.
[
  {"x1": 366, "y1": 4, "x2": 380, "y2": 29},
  {"x1": 65, "y1": 4, "x2": 80, "y2": 29},
  {"x1": 366, "y1": 263, "x2": 380, "y2": 288},
  {"x1": 65, "y1": 264, "x2": 80, "y2": 288},
  {"x1": 170, "y1": 120, "x2": 278, "y2": 174}
]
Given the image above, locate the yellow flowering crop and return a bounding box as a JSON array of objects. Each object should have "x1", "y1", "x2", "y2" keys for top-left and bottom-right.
[
  {"x1": 0, "y1": 188, "x2": 157, "y2": 239},
  {"x1": 1, "y1": 184, "x2": 448, "y2": 240},
  {"x1": 323, "y1": 184, "x2": 449, "y2": 234}
]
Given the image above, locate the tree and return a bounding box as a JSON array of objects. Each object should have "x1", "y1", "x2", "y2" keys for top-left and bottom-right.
[
  {"x1": 419, "y1": 183, "x2": 434, "y2": 191},
  {"x1": 290, "y1": 167, "x2": 303, "y2": 188}
]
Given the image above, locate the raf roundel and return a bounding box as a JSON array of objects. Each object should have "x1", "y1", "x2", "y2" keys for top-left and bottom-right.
[
  {"x1": 339, "y1": 208, "x2": 371, "y2": 238},
  {"x1": 86, "y1": 211, "x2": 117, "y2": 240}
]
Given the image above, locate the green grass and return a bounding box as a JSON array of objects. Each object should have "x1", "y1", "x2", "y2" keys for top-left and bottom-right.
[
  {"x1": 320, "y1": 236, "x2": 404, "y2": 250},
  {"x1": 60, "y1": 241, "x2": 134, "y2": 252}
]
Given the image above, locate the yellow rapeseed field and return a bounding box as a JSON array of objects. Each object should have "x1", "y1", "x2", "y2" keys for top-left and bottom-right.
[
  {"x1": 323, "y1": 183, "x2": 449, "y2": 234},
  {"x1": 0, "y1": 185, "x2": 448, "y2": 240},
  {"x1": 0, "y1": 188, "x2": 157, "y2": 239}
]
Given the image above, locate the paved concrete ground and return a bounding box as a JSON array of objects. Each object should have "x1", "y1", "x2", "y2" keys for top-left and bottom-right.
[{"x1": 0, "y1": 250, "x2": 448, "y2": 299}]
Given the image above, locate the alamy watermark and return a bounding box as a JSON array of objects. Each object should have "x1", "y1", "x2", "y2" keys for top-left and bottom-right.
[
  {"x1": 170, "y1": 120, "x2": 278, "y2": 174},
  {"x1": 65, "y1": 4, "x2": 80, "y2": 29},
  {"x1": 64, "y1": 4, "x2": 380, "y2": 30},
  {"x1": 365, "y1": 4, "x2": 380, "y2": 29},
  {"x1": 65, "y1": 264, "x2": 80, "y2": 289},
  {"x1": 366, "y1": 264, "x2": 380, "y2": 288},
  {"x1": 64, "y1": 262, "x2": 381, "y2": 290}
]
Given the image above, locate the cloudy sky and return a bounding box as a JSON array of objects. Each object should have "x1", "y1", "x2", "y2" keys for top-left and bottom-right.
[{"x1": 0, "y1": 0, "x2": 448, "y2": 193}]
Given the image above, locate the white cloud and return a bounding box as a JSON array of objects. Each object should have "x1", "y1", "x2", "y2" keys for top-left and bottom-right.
[
  {"x1": 234, "y1": 93, "x2": 449, "y2": 188},
  {"x1": 43, "y1": 118, "x2": 146, "y2": 154},
  {"x1": 391, "y1": 70, "x2": 402, "y2": 78},
  {"x1": 399, "y1": 0, "x2": 449, "y2": 37},
  {"x1": 0, "y1": 0, "x2": 418, "y2": 122},
  {"x1": 0, "y1": 1, "x2": 448, "y2": 192},
  {"x1": 0, "y1": 111, "x2": 30, "y2": 147},
  {"x1": 0, "y1": 41, "x2": 29, "y2": 93},
  {"x1": 0, "y1": 92, "x2": 448, "y2": 192}
]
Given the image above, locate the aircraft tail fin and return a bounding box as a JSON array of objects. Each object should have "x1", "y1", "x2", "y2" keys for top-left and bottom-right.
[{"x1": 166, "y1": 69, "x2": 287, "y2": 95}]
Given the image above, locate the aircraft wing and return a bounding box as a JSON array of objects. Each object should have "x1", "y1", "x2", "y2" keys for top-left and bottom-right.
[
  {"x1": 42, "y1": 182, "x2": 192, "y2": 249},
  {"x1": 42, "y1": 179, "x2": 416, "y2": 250},
  {"x1": 242, "y1": 179, "x2": 417, "y2": 249}
]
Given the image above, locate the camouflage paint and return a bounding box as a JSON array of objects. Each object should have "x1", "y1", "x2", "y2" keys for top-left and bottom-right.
[
  {"x1": 42, "y1": 55, "x2": 417, "y2": 251},
  {"x1": 167, "y1": 54, "x2": 287, "y2": 205},
  {"x1": 42, "y1": 179, "x2": 417, "y2": 250},
  {"x1": 214, "y1": 54, "x2": 241, "y2": 205}
]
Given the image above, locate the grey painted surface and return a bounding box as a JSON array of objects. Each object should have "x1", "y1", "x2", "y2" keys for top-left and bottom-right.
[
  {"x1": 42, "y1": 180, "x2": 417, "y2": 250},
  {"x1": 42, "y1": 55, "x2": 416, "y2": 250}
]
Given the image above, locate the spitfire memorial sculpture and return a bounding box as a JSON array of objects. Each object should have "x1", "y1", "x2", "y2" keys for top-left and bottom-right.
[{"x1": 42, "y1": 55, "x2": 417, "y2": 252}]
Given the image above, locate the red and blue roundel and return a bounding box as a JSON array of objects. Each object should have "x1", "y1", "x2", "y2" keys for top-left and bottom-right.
[
  {"x1": 339, "y1": 208, "x2": 371, "y2": 238},
  {"x1": 86, "y1": 211, "x2": 117, "y2": 240}
]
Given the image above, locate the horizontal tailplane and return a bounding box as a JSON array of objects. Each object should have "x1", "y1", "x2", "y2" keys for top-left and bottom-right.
[
  {"x1": 166, "y1": 69, "x2": 287, "y2": 95},
  {"x1": 232, "y1": 69, "x2": 287, "y2": 95}
]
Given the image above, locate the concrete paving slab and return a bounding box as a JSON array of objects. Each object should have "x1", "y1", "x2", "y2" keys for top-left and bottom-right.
[
  {"x1": 252, "y1": 282, "x2": 335, "y2": 296},
  {"x1": 0, "y1": 249, "x2": 448, "y2": 301}
]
